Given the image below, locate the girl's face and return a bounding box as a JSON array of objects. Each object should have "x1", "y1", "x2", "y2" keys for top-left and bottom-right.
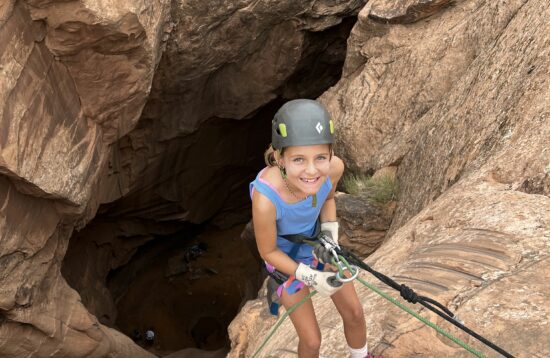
[{"x1": 280, "y1": 144, "x2": 331, "y2": 196}]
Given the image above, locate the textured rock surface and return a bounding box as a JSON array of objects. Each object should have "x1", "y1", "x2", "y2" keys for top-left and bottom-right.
[
  {"x1": 0, "y1": 0, "x2": 364, "y2": 356},
  {"x1": 229, "y1": 0, "x2": 549, "y2": 356},
  {"x1": 369, "y1": 0, "x2": 453, "y2": 23},
  {"x1": 0, "y1": 179, "x2": 154, "y2": 357},
  {"x1": 335, "y1": 192, "x2": 395, "y2": 256},
  {"x1": 359, "y1": 182, "x2": 549, "y2": 357},
  {"x1": 336, "y1": 166, "x2": 397, "y2": 256},
  {"x1": 100, "y1": 0, "x2": 363, "y2": 226},
  {"x1": 0, "y1": 0, "x2": 168, "y2": 356},
  {"x1": 321, "y1": 0, "x2": 536, "y2": 173},
  {"x1": 1, "y1": 2, "x2": 98, "y2": 206}
]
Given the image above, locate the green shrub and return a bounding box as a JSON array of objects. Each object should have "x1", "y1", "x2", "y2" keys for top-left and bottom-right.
[{"x1": 341, "y1": 172, "x2": 398, "y2": 204}]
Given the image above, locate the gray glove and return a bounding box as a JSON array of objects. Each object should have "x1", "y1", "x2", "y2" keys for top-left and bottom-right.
[
  {"x1": 313, "y1": 229, "x2": 339, "y2": 264},
  {"x1": 321, "y1": 221, "x2": 339, "y2": 245},
  {"x1": 295, "y1": 263, "x2": 343, "y2": 297}
]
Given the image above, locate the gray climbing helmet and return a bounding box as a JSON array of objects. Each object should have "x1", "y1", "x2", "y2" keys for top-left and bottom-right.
[{"x1": 271, "y1": 99, "x2": 334, "y2": 150}]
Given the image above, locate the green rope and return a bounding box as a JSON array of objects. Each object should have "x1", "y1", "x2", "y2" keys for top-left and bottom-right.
[
  {"x1": 355, "y1": 275, "x2": 486, "y2": 357},
  {"x1": 334, "y1": 256, "x2": 486, "y2": 357},
  {"x1": 251, "y1": 290, "x2": 317, "y2": 358},
  {"x1": 251, "y1": 255, "x2": 488, "y2": 358}
]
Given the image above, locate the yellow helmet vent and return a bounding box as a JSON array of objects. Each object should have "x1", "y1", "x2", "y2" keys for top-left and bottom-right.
[{"x1": 279, "y1": 123, "x2": 288, "y2": 137}]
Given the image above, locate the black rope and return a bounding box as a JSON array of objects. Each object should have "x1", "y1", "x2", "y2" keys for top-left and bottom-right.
[
  {"x1": 399, "y1": 284, "x2": 419, "y2": 303},
  {"x1": 338, "y1": 247, "x2": 515, "y2": 358}
]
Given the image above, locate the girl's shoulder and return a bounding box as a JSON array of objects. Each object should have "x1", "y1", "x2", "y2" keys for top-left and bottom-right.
[
  {"x1": 252, "y1": 166, "x2": 286, "y2": 201},
  {"x1": 329, "y1": 155, "x2": 345, "y2": 184},
  {"x1": 252, "y1": 166, "x2": 285, "y2": 217},
  {"x1": 258, "y1": 166, "x2": 284, "y2": 188}
]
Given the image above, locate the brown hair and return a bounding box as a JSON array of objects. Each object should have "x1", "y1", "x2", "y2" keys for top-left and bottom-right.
[
  {"x1": 264, "y1": 145, "x2": 284, "y2": 167},
  {"x1": 263, "y1": 144, "x2": 334, "y2": 167}
]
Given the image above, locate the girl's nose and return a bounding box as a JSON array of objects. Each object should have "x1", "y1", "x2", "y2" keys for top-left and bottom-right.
[{"x1": 305, "y1": 161, "x2": 317, "y2": 175}]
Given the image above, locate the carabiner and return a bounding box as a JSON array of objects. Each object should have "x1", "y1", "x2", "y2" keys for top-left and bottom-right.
[
  {"x1": 329, "y1": 247, "x2": 340, "y2": 264},
  {"x1": 335, "y1": 263, "x2": 359, "y2": 283}
]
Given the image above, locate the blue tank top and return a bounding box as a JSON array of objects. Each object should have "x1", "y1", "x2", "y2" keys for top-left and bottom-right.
[{"x1": 249, "y1": 168, "x2": 333, "y2": 263}]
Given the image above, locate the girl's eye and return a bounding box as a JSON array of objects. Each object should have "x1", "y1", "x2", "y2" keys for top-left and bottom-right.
[
  {"x1": 293, "y1": 158, "x2": 304, "y2": 163},
  {"x1": 316, "y1": 156, "x2": 327, "y2": 161}
]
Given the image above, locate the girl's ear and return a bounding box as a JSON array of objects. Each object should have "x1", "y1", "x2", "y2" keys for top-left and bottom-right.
[{"x1": 277, "y1": 153, "x2": 284, "y2": 167}]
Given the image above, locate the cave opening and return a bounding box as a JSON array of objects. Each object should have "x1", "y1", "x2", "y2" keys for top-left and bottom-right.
[
  {"x1": 61, "y1": 16, "x2": 357, "y2": 357},
  {"x1": 106, "y1": 224, "x2": 260, "y2": 353}
]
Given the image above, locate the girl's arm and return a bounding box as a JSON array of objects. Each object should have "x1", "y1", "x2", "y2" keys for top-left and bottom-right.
[
  {"x1": 252, "y1": 189, "x2": 299, "y2": 276},
  {"x1": 319, "y1": 155, "x2": 345, "y2": 222}
]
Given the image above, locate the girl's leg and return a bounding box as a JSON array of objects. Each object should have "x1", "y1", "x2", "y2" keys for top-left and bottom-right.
[
  {"x1": 330, "y1": 281, "x2": 367, "y2": 349},
  {"x1": 280, "y1": 286, "x2": 322, "y2": 358}
]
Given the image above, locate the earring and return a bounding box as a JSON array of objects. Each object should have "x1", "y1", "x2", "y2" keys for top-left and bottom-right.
[{"x1": 279, "y1": 166, "x2": 287, "y2": 179}]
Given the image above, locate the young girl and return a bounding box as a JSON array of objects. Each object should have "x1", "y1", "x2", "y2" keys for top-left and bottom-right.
[{"x1": 250, "y1": 99, "x2": 373, "y2": 358}]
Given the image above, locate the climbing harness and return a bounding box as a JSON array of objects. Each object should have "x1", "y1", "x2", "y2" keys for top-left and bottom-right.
[{"x1": 253, "y1": 234, "x2": 515, "y2": 358}]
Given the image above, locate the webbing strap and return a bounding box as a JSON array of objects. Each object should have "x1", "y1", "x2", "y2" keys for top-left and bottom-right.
[{"x1": 280, "y1": 219, "x2": 321, "y2": 244}]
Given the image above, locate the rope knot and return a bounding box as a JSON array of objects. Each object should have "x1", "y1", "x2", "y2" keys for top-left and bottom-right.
[{"x1": 400, "y1": 284, "x2": 419, "y2": 303}]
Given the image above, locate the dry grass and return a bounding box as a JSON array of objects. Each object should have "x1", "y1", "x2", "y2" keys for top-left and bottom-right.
[{"x1": 341, "y1": 172, "x2": 398, "y2": 204}]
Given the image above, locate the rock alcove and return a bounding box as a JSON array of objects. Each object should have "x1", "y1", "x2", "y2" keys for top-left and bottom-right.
[{"x1": 51, "y1": 8, "x2": 358, "y2": 357}]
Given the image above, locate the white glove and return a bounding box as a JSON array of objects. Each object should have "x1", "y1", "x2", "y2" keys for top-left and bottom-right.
[
  {"x1": 295, "y1": 263, "x2": 343, "y2": 297},
  {"x1": 321, "y1": 221, "x2": 339, "y2": 245}
]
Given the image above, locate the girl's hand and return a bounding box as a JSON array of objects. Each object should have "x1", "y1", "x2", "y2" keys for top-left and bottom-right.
[
  {"x1": 295, "y1": 263, "x2": 343, "y2": 296},
  {"x1": 313, "y1": 225, "x2": 339, "y2": 265},
  {"x1": 320, "y1": 221, "x2": 339, "y2": 245}
]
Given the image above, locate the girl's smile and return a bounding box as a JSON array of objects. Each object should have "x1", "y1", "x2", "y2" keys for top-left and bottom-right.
[{"x1": 280, "y1": 144, "x2": 331, "y2": 198}]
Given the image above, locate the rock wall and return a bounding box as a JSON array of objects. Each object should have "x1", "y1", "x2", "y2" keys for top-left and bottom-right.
[
  {"x1": 1, "y1": 0, "x2": 548, "y2": 356},
  {"x1": 335, "y1": 191, "x2": 395, "y2": 257},
  {"x1": 100, "y1": 1, "x2": 363, "y2": 226},
  {"x1": 229, "y1": 0, "x2": 549, "y2": 356},
  {"x1": 0, "y1": 0, "x2": 168, "y2": 356},
  {"x1": 0, "y1": 0, "x2": 366, "y2": 356}
]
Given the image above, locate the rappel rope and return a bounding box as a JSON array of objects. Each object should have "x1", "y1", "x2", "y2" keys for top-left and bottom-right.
[
  {"x1": 252, "y1": 242, "x2": 515, "y2": 358},
  {"x1": 252, "y1": 290, "x2": 317, "y2": 357},
  {"x1": 335, "y1": 248, "x2": 514, "y2": 358}
]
